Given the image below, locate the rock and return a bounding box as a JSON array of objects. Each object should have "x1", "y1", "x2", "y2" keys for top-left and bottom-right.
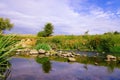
[
  {"x1": 30, "y1": 49, "x2": 39, "y2": 55},
  {"x1": 106, "y1": 55, "x2": 116, "y2": 61},
  {"x1": 56, "y1": 53, "x2": 62, "y2": 57},
  {"x1": 67, "y1": 52, "x2": 73, "y2": 57},
  {"x1": 16, "y1": 49, "x2": 23, "y2": 54},
  {"x1": 94, "y1": 62, "x2": 98, "y2": 65},
  {"x1": 18, "y1": 38, "x2": 36, "y2": 48},
  {"x1": 75, "y1": 54, "x2": 80, "y2": 56},
  {"x1": 96, "y1": 53, "x2": 99, "y2": 56},
  {"x1": 70, "y1": 55, "x2": 75, "y2": 57},
  {"x1": 72, "y1": 52, "x2": 76, "y2": 55},
  {"x1": 68, "y1": 57, "x2": 76, "y2": 62},
  {"x1": 45, "y1": 53, "x2": 50, "y2": 56},
  {"x1": 83, "y1": 54, "x2": 87, "y2": 57},
  {"x1": 39, "y1": 49, "x2": 46, "y2": 54},
  {"x1": 49, "y1": 50, "x2": 56, "y2": 55},
  {"x1": 61, "y1": 54, "x2": 68, "y2": 57}
]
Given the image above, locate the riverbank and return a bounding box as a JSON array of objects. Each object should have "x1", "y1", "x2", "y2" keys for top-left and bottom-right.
[{"x1": 8, "y1": 34, "x2": 120, "y2": 55}]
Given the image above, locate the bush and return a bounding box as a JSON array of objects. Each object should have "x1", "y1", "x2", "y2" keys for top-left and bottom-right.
[
  {"x1": 88, "y1": 37, "x2": 114, "y2": 53},
  {"x1": 37, "y1": 31, "x2": 45, "y2": 37},
  {"x1": 35, "y1": 43, "x2": 51, "y2": 51},
  {"x1": 37, "y1": 23, "x2": 54, "y2": 37}
]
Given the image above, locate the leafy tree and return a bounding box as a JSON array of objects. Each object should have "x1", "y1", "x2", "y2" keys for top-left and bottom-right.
[
  {"x1": 37, "y1": 23, "x2": 54, "y2": 37},
  {"x1": 0, "y1": 18, "x2": 14, "y2": 33},
  {"x1": 114, "y1": 31, "x2": 120, "y2": 34},
  {"x1": 44, "y1": 23, "x2": 54, "y2": 37}
]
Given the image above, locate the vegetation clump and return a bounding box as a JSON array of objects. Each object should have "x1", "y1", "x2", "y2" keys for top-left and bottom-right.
[
  {"x1": 0, "y1": 18, "x2": 14, "y2": 33},
  {"x1": 37, "y1": 23, "x2": 54, "y2": 37},
  {"x1": 34, "y1": 43, "x2": 51, "y2": 51}
]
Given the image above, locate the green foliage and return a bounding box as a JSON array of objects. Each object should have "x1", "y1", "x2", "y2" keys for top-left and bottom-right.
[
  {"x1": 35, "y1": 43, "x2": 51, "y2": 51},
  {"x1": 37, "y1": 31, "x2": 45, "y2": 37},
  {"x1": 0, "y1": 18, "x2": 14, "y2": 33},
  {"x1": 36, "y1": 34, "x2": 120, "y2": 54},
  {"x1": 44, "y1": 23, "x2": 54, "y2": 37},
  {"x1": 88, "y1": 37, "x2": 114, "y2": 52},
  {"x1": 37, "y1": 23, "x2": 54, "y2": 37},
  {"x1": 0, "y1": 35, "x2": 18, "y2": 64}
]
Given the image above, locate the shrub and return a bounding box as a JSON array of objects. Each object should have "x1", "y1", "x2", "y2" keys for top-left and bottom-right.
[
  {"x1": 88, "y1": 37, "x2": 114, "y2": 53},
  {"x1": 35, "y1": 43, "x2": 51, "y2": 51},
  {"x1": 37, "y1": 31, "x2": 45, "y2": 37}
]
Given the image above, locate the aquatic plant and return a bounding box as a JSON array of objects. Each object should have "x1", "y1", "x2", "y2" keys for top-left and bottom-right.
[{"x1": 0, "y1": 34, "x2": 18, "y2": 64}]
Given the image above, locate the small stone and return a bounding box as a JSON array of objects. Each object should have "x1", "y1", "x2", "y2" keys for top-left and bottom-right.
[
  {"x1": 94, "y1": 62, "x2": 98, "y2": 65},
  {"x1": 68, "y1": 57, "x2": 76, "y2": 62},
  {"x1": 76, "y1": 54, "x2": 80, "y2": 56},
  {"x1": 61, "y1": 54, "x2": 68, "y2": 57},
  {"x1": 39, "y1": 49, "x2": 46, "y2": 54},
  {"x1": 30, "y1": 49, "x2": 38, "y2": 55},
  {"x1": 106, "y1": 55, "x2": 116, "y2": 61},
  {"x1": 45, "y1": 53, "x2": 50, "y2": 56}
]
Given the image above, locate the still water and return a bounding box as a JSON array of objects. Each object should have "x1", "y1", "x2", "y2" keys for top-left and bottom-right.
[{"x1": 7, "y1": 58, "x2": 120, "y2": 80}]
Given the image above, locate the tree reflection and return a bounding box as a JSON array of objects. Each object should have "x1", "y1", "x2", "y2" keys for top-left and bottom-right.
[
  {"x1": 36, "y1": 57, "x2": 52, "y2": 73},
  {"x1": 42, "y1": 60, "x2": 51, "y2": 73}
]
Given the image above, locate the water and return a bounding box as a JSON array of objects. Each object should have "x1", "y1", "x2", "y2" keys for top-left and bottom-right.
[{"x1": 7, "y1": 58, "x2": 120, "y2": 80}]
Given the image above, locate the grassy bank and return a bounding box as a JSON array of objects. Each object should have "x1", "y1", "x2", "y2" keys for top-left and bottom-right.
[
  {"x1": 36, "y1": 34, "x2": 120, "y2": 54},
  {"x1": 6, "y1": 34, "x2": 120, "y2": 56}
]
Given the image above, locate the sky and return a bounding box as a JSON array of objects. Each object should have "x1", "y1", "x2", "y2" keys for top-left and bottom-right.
[{"x1": 0, "y1": 0, "x2": 120, "y2": 35}]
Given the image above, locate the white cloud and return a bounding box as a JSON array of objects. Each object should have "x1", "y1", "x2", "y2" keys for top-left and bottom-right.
[{"x1": 0, "y1": 0, "x2": 120, "y2": 34}]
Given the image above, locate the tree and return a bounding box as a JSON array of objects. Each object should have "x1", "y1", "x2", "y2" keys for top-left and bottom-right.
[
  {"x1": 84, "y1": 30, "x2": 89, "y2": 35},
  {"x1": 114, "y1": 31, "x2": 120, "y2": 35},
  {"x1": 44, "y1": 23, "x2": 54, "y2": 37},
  {"x1": 0, "y1": 18, "x2": 14, "y2": 33},
  {"x1": 37, "y1": 23, "x2": 54, "y2": 37}
]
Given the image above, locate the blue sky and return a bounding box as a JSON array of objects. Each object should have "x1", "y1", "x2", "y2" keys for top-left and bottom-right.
[{"x1": 0, "y1": 0, "x2": 120, "y2": 35}]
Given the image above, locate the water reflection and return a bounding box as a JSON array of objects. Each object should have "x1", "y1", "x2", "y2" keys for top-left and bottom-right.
[
  {"x1": 8, "y1": 58, "x2": 120, "y2": 80},
  {"x1": 42, "y1": 60, "x2": 51, "y2": 73},
  {"x1": 36, "y1": 57, "x2": 52, "y2": 73}
]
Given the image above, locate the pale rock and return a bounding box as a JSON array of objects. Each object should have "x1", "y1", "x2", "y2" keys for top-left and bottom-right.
[
  {"x1": 39, "y1": 49, "x2": 46, "y2": 54},
  {"x1": 68, "y1": 57, "x2": 76, "y2": 62},
  {"x1": 30, "y1": 49, "x2": 38, "y2": 55}
]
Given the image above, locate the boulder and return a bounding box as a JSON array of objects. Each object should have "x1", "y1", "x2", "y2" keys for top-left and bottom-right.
[
  {"x1": 106, "y1": 55, "x2": 116, "y2": 61},
  {"x1": 30, "y1": 49, "x2": 38, "y2": 55},
  {"x1": 39, "y1": 49, "x2": 46, "y2": 54},
  {"x1": 68, "y1": 57, "x2": 76, "y2": 62}
]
